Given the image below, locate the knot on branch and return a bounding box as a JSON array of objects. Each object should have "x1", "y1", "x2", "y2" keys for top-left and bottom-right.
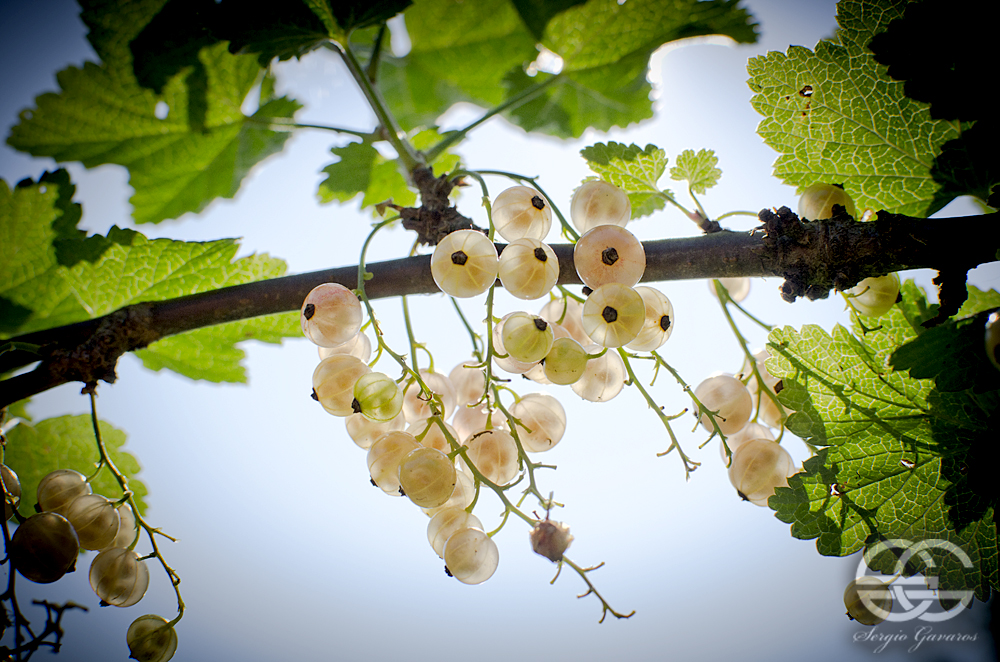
[
  {"x1": 758, "y1": 206, "x2": 894, "y2": 303},
  {"x1": 399, "y1": 166, "x2": 482, "y2": 246},
  {"x1": 46, "y1": 305, "x2": 159, "y2": 389}
]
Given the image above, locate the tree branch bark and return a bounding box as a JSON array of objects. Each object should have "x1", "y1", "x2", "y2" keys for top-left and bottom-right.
[{"x1": 2, "y1": 209, "x2": 997, "y2": 410}]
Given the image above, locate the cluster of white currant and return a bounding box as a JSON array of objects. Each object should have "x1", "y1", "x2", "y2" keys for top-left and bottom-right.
[
  {"x1": 3, "y1": 466, "x2": 178, "y2": 660},
  {"x1": 301, "y1": 179, "x2": 677, "y2": 585}
]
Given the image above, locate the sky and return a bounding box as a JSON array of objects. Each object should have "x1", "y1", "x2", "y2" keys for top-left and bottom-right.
[{"x1": 1, "y1": 1, "x2": 998, "y2": 661}]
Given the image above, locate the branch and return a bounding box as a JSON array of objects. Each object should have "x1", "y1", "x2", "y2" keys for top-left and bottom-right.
[{"x1": 1, "y1": 209, "x2": 997, "y2": 409}]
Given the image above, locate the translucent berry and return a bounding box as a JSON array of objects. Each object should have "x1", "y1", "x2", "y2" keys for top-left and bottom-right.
[
  {"x1": 2, "y1": 463, "x2": 21, "y2": 520},
  {"x1": 844, "y1": 273, "x2": 900, "y2": 317},
  {"x1": 728, "y1": 438, "x2": 796, "y2": 506},
  {"x1": 492, "y1": 313, "x2": 540, "y2": 374},
  {"x1": 523, "y1": 322, "x2": 571, "y2": 384},
  {"x1": 570, "y1": 180, "x2": 630, "y2": 233},
  {"x1": 407, "y1": 418, "x2": 459, "y2": 454},
  {"x1": 741, "y1": 349, "x2": 789, "y2": 429},
  {"x1": 367, "y1": 431, "x2": 421, "y2": 496},
  {"x1": 398, "y1": 447, "x2": 457, "y2": 508},
  {"x1": 574, "y1": 225, "x2": 645, "y2": 290},
  {"x1": 498, "y1": 238, "x2": 559, "y2": 300},
  {"x1": 464, "y1": 429, "x2": 519, "y2": 485},
  {"x1": 402, "y1": 371, "x2": 458, "y2": 423},
  {"x1": 449, "y1": 360, "x2": 487, "y2": 406},
  {"x1": 90, "y1": 547, "x2": 149, "y2": 607},
  {"x1": 501, "y1": 312, "x2": 554, "y2": 364},
  {"x1": 105, "y1": 502, "x2": 139, "y2": 550},
  {"x1": 543, "y1": 337, "x2": 590, "y2": 386},
  {"x1": 844, "y1": 576, "x2": 893, "y2": 626},
  {"x1": 452, "y1": 404, "x2": 507, "y2": 443},
  {"x1": 510, "y1": 393, "x2": 566, "y2": 452},
  {"x1": 318, "y1": 331, "x2": 372, "y2": 363},
  {"x1": 431, "y1": 230, "x2": 499, "y2": 298},
  {"x1": 539, "y1": 297, "x2": 592, "y2": 346},
  {"x1": 444, "y1": 527, "x2": 500, "y2": 585},
  {"x1": 625, "y1": 285, "x2": 674, "y2": 352},
  {"x1": 428, "y1": 508, "x2": 483, "y2": 558},
  {"x1": 530, "y1": 519, "x2": 574, "y2": 562},
  {"x1": 352, "y1": 372, "x2": 403, "y2": 422},
  {"x1": 491, "y1": 186, "x2": 552, "y2": 241},
  {"x1": 301, "y1": 283, "x2": 364, "y2": 348},
  {"x1": 571, "y1": 344, "x2": 626, "y2": 402},
  {"x1": 694, "y1": 374, "x2": 753, "y2": 435},
  {"x1": 798, "y1": 183, "x2": 857, "y2": 221},
  {"x1": 63, "y1": 493, "x2": 121, "y2": 550},
  {"x1": 422, "y1": 471, "x2": 475, "y2": 518},
  {"x1": 581, "y1": 283, "x2": 645, "y2": 348},
  {"x1": 313, "y1": 355, "x2": 372, "y2": 416},
  {"x1": 127, "y1": 614, "x2": 178, "y2": 662},
  {"x1": 10, "y1": 512, "x2": 80, "y2": 583},
  {"x1": 709, "y1": 277, "x2": 750, "y2": 303},
  {"x1": 37, "y1": 468, "x2": 92, "y2": 516},
  {"x1": 719, "y1": 422, "x2": 774, "y2": 464},
  {"x1": 986, "y1": 312, "x2": 1000, "y2": 371},
  {"x1": 345, "y1": 411, "x2": 406, "y2": 450}
]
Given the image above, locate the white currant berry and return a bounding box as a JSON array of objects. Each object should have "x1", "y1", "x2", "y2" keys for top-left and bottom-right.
[
  {"x1": 431, "y1": 230, "x2": 499, "y2": 298},
  {"x1": 709, "y1": 277, "x2": 750, "y2": 303},
  {"x1": 427, "y1": 508, "x2": 483, "y2": 558},
  {"x1": 492, "y1": 313, "x2": 540, "y2": 374},
  {"x1": 510, "y1": 393, "x2": 566, "y2": 452},
  {"x1": 625, "y1": 285, "x2": 674, "y2": 352},
  {"x1": 798, "y1": 183, "x2": 857, "y2": 221},
  {"x1": 530, "y1": 518, "x2": 574, "y2": 562},
  {"x1": 103, "y1": 502, "x2": 139, "y2": 550},
  {"x1": 36, "y1": 469, "x2": 92, "y2": 516},
  {"x1": 719, "y1": 422, "x2": 774, "y2": 465},
  {"x1": 127, "y1": 614, "x2": 178, "y2": 662},
  {"x1": 844, "y1": 576, "x2": 893, "y2": 626},
  {"x1": 452, "y1": 405, "x2": 507, "y2": 443},
  {"x1": 491, "y1": 186, "x2": 552, "y2": 241},
  {"x1": 345, "y1": 411, "x2": 406, "y2": 450},
  {"x1": 312, "y1": 355, "x2": 372, "y2": 417},
  {"x1": 367, "y1": 431, "x2": 421, "y2": 496},
  {"x1": 741, "y1": 349, "x2": 789, "y2": 429},
  {"x1": 728, "y1": 438, "x2": 796, "y2": 506},
  {"x1": 63, "y1": 493, "x2": 121, "y2": 550},
  {"x1": 574, "y1": 224, "x2": 645, "y2": 290},
  {"x1": 318, "y1": 331, "x2": 372, "y2": 363},
  {"x1": 581, "y1": 283, "x2": 645, "y2": 348},
  {"x1": 844, "y1": 273, "x2": 900, "y2": 317},
  {"x1": 539, "y1": 297, "x2": 592, "y2": 346},
  {"x1": 571, "y1": 344, "x2": 626, "y2": 402},
  {"x1": 301, "y1": 283, "x2": 364, "y2": 348},
  {"x1": 407, "y1": 418, "x2": 459, "y2": 454},
  {"x1": 449, "y1": 360, "x2": 487, "y2": 406},
  {"x1": 90, "y1": 547, "x2": 149, "y2": 607},
  {"x1": 422, "y1": 470, "x2": 475, "y2": 518},
  {"x1": 352, "y1": 372, "x2": 403, "y2": 422},
  {"x1": 986, "y1": 312, "x2": 1000, "y2": 371},
  {"x1": 523, "y1": 322, "x2": 571, "y2": 384},
  {"x1": 402, "y1": 371, "x2": 458, "y2": 423},
  {"x1": 571, "y1": 179, "x2": 630, "y2": 233},
  {"x1": 498, "y1": 238, "x2": 559, "y2": 300},
  {"x1": 398, "y1": 447, "x2": 457, "y2": 508},
  {"x1": 543, "y1": 337, "x2": 590, "y2": 386},
  {"x1": 501, "y1": 312, "x2": 554, "y2": 363},
  {"x1": 443, "y1": 527, "x2": 500, "y2": 585},
  {"x1": 9, "y1": 512, "x2": 80, "y2": 583},
  {"x1": 2, "y1": 463, "x2": 21, "y2": 520},
  {"x1": 694, "y1": 374, "x2": 753, "y2": 435},
  {"x1": 464, "y1": 429, "x2": 519, "y2": 485}
]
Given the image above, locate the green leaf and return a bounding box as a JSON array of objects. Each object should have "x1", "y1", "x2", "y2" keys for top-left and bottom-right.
[
  {"x1": 136, "y1": 311, "x2": 298, "y2": 382},
  {"x1": 7, "y1": 0, "x2": 300, "y2": 224},
  {"x1": 670, "y1": 149, "x2": 721, "y2": 194},
  {"x1": 509, "y1": 0, "x2": 589, "y2": 41},
  {"x1": 318, "y1": 129, "x2": 461, "y2": 213},
  {"x1": 767, "y1": 284, "x2": 999, "y2": 600},
  {"x1": 958, "y1": 285, "x2": 1000, "y2": 318},
  {"x1": 378, "y1": 0, "x2": 538, "y2": 130},
  {"x1": 4, "y1": 415, "x2": 148, "y2": 515},
  {"x1": 890, "y1": 313, "x2": 1000, "y2": 394},
  {"x1": 580, "y1": 142, "x2": 668, "y2": 219},
  {"x1": 746, "y1": 0, "x2": 964, "y2": 217}
]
